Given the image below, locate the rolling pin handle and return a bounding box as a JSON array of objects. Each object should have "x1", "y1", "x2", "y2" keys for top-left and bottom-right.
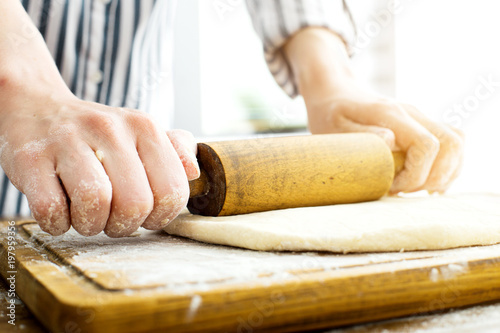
[
  {"x1": 392, "y1": 151, "x2": 406, "y2": 176},
  {"x1": 189, "y1": 168, "x2": 210, "y2": 198}
]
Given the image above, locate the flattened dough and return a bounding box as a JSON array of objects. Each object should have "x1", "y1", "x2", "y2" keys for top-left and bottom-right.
[{"x1": 164, "y1": 194, "x2": 500, "y2": 253}]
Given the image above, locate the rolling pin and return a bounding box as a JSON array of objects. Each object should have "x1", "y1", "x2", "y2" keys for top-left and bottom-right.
[{"x1": 188, "y1": 133, "x2": 405, "y2": 216}]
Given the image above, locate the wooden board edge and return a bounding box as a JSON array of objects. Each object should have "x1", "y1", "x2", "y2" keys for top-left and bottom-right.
[{"x1": 2, "y1": 221, "x2": 500, "y2": 332}]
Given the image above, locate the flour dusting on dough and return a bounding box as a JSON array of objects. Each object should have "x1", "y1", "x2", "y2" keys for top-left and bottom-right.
[{"x1": 165, "y1": 194, "x2": 500, "y2": 253}]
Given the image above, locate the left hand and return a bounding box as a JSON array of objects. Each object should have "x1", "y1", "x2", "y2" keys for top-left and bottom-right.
[
  {"x1": 304, "y1": 88, "x2": 464, "y2": 194},
  {"x1": 283, "y1": 27, "x2": 464, "y2": 194}
]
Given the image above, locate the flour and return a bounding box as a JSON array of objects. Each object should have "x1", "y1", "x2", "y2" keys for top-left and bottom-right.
[
  {"x1": 25, "y1": 224, "x2": 500, "y2": 295},
  {"x1": 429, "y1": 268, "x2": 440, "y2": 282},
  {"x1": 332, "y1": 303, "x2": 500, "y2": 333},
  {"x1": 186, "y1": 295, "x2": 202, "y2": 322},
  {"x1": 70, "y1": 178, "x2": 112, "y2": 236},
  {"x1": 440, "y1": 262, "x2": 468, "y2": 279},
  {"x1": 427, "y1": 262, "x2": 469, "y2": 282},
  {"x1": 0, "y1": 135, "x2": 7, "y2": 158},
  {"x1": 14, "y1": 139, "x2": 49, "y2": 157}
]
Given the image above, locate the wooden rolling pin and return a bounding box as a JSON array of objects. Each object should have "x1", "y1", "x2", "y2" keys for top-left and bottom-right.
[{"x1": 188, "y1": 133, "x2": 405, "y2": 216}]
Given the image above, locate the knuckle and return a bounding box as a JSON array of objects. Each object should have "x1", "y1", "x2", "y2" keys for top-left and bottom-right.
[
  {"x1": 127, "y1": 112, "x2": 160, "y2": 136},
  {"x1": 12, "y1": 140, "x2": 55, "y2": 166},
  {"x1": 404, "y1": 137, "x2": 439, "y2": 189},
  {"x1": 418, "y1": 134, "x2": 440, "y2": 154},
  {"x1": 167, "y1": 129, "x2": 196, "y2": 147},
  {"x1": 167, "y1": 128, "x2": 191, "y2": 138},
  {"x1": 12, "y1": 150, "x2": 38, "y2": 167},
  {"x1": 83, "y1": 112, "x2": 113, "y2": 128},
  {"x1": 100, "y1": 119, "x2": 121, "y2": 140},
  {"x1": 372, "y1": 101, "x2": 403, "y2": 115},
  {"x1": 330, "y1": 111, "x2": 344, "y2": 125},
  {"x1": 83, "y1": 113, "x2": 122, "y2": 142}
]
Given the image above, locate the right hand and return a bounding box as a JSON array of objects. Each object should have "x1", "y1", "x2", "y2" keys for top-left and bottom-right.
[
  {"x1": 0, "y1": 85, "x2": 199, "y2": 237},
  {"x1": 0, "y1": 0, "x2": 199, "y2": 237}
]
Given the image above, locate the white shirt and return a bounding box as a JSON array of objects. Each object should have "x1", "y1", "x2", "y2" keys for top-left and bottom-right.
[{"x1": 0, "y1": 0, "x2": 355, "y2": 217}]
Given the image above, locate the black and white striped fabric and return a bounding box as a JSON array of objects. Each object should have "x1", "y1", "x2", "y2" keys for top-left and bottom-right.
[{"x1": 0, "y1": 0, "x2": 355, "y2": 218}]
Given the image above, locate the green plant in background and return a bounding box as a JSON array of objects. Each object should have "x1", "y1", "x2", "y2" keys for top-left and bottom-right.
[{"x1": 237, "y1": 91, "x2": 306, "y2": 133}]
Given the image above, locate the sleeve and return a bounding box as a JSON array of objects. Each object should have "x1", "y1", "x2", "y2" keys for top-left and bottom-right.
[{"x1": 245, "y1": 0, "x2": 356, "y2": 98}]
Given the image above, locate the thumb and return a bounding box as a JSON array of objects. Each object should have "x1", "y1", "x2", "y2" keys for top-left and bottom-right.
[
  {"x1": 166, "y1": 129, "x2": 200, "y2": 181},
  {"x1": 335, "y1": 116, "x2": 397, "y2": 150}
]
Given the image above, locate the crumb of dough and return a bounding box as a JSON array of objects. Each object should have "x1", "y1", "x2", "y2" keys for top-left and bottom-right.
[{"x1": 95, "y1": 150, "x2": 105, "y2": 162}]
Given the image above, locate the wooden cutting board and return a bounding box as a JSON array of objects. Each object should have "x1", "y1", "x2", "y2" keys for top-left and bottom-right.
[{"x1": 2, "y1": 219, "x2": 500, "y2": 333}]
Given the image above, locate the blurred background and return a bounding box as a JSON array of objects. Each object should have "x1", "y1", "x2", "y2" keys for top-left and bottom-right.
[{"x1": 172, "y1": 0, "x2": 500, "y2": 193}]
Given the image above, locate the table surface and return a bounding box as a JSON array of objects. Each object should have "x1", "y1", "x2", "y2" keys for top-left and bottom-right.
[{"x1": 2, "y1": 267, "x2": 500, "y2": 333}]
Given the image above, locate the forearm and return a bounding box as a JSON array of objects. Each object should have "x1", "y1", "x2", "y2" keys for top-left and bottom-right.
[
  {"x1": 0, "y1": 0, "x2": 70, "y2": 113},
  {"x1": 283, "y1": 27, "x2": 357, "y2": 102},
  {"x1": 283, "y1": 27, "x2": 368, "y2": 133}
]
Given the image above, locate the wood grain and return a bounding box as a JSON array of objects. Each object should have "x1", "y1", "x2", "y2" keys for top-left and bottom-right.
[
  {"x1": 2, "y1": 220, "x2": 500, "y2": 333},
  {"x1": 188, "y1": 133, "x2": 396, "y2": 216}
]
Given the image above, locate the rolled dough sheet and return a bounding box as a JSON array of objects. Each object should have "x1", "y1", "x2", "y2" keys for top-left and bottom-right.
[{"x1": 164, "y1": 194, "x2": 500, "y2": 253}]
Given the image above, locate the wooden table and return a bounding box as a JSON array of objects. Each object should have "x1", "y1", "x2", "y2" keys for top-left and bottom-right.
[
  {"x1": 2, "y1": 219, "x2": 500, "y2": 332},
  {"x1": 2, "y1": 276, "x2": 500, "y2": 333}
]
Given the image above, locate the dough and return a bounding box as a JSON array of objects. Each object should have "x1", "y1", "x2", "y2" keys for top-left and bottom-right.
[{"x1": 164, "y1": 194, "x2": 500, "y2": 253}]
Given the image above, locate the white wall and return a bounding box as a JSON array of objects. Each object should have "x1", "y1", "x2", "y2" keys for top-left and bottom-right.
[
  {"x1": 197, "y1": 1, "x2": 306, "y2": 136},
  {"x1": 174, "y1": 0, "x2": 499, "y2": 193},
  {"x1": 395, "y1": 0, "x2": 500, "y2": 192},
  {"x1": 173, "y1": 0, "x2": 203, "y2": 136}
]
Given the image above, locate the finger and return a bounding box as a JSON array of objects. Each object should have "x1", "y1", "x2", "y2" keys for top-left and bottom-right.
[
  {"x1": 135, "y1": 127, "x2": 189, "y2": 231},
  {"x1": 423, "y1": 125, "x2": 465, "y2": 193},
  {"x1": 390, "y1": 133, "x2": 440, "y2": 194},
  {"x1": 442, "y1": 126, "x2": 465, "y2": 189},
  {"x1": 418, "y1": 126, "x2": 463, "y2": 192},
  {"x1": 334, "y1": 115, "x2": 397, "y2": 150},
  {"x1": 96, "y1": 134, "x2": 154, "y2": 238},
  {"x1": 355, "y1": 104, "x2": 440, "y2": 193},
  {"x1": 441, "y1": 145, "x2": 464, "y2": 191},
  {"x1": 56, "y1": 141, "x2": 112, "y2": 236},
  {"x1": 20, "y1": 160, "x2": 71, "y2": 236},
  {"x1": 167, "y1": 129, "x2": 200, "y2": 180},
  {"x1": 404, "y1": 106, "x2": 464, "y2": 192}
]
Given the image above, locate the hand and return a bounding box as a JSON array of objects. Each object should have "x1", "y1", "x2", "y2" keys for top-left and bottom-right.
[
  {"x1": 0, "y1": 88, "x2": 199, "y2": 237},
  {"x1": 0, "y1": 0, "x2": 199, "y2": 237},
  {"x1": 284, "y1": 27, "x2": 464, "y2": 194},
  {"x1": 306, "y1": 90, "x2": 464, "y2": 193}
]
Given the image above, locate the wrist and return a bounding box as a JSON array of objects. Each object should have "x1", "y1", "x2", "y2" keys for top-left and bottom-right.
[
  {"x1": 0, "y1": 0, "x2": 73, "y2": 117},
  {"x1": 0, "y1": 64, "x2": 72, "y2": 117}
]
